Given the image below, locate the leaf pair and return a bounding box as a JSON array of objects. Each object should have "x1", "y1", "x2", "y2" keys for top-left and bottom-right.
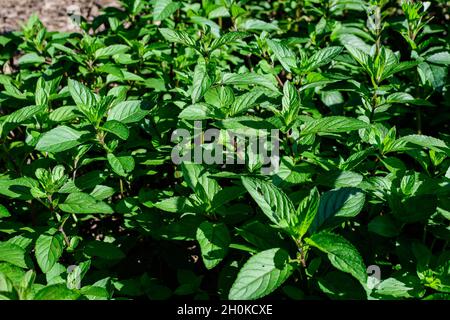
[
  {"x1": 267, "y1": 39, "x2": 342, "y2": 74},
  {"x1": 229, "y1": 177, "x2": 368, "y2": 299},
  {"x1": 345, "y1": 45, "x2": 418, "y2": 85},
  {"x1": 241, "y1": 176, "x2": 319, "y2": 239},
  {"x1": 228, "y1": 232, "x2": 369, "y2": 300}
]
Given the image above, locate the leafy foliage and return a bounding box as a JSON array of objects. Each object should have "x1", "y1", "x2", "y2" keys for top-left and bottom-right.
[{"x1": 0, "y1": 0, "x2": 449, "y2": 300}]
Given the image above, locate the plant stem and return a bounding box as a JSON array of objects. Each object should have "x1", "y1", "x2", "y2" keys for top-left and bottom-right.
[
  {"x1": 120, "y1": 179, "x2": 125, "y2": 198},
  {"x1": 59, "y1": 215, "x2": 71, "y2": 247},
  {"x1": 416, "y1": 106, "x2": 422, "y2": 134},
  {"x1": 275, "y1": 74, "x2": 284, "y2": 87},
  {"x1": 295, "y1": 239, "x2": 307, "y2": 267}
]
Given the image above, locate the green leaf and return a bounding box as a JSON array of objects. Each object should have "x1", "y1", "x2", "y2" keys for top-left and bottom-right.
[
  {"x1": 222, "y1": 73, "x2": 280, "y2": 92},
  {"x1": 381, "y1": 61, "x2": 419, "y2": 80},
  {"x1": 306, "y1": 46, "x2": 343, "y2": 71},
  {"x1": 205, "y1": 86, "x2": 234, "y2": 109},
  {"x1": 90, "y1": 185, "x2": 116, "y2": 200},
  {"x1": 238, "y1": 19, "x2": 279, "y2": 32},
  {"x1": 306, "y1": 232, "x2": 367, "y2": 284},
  {"x1": 107, "y1": 153, "x2": 135, "y2": 177},
  {"x1": 190, "y1": 16, "x2": 221, "y2": 38},
  {"x1": 34, "y1": 284, "x2": 80, "y2": 300},
  {"x1": 131, "y1": 0, "x2": 144, "y2": 14},
  {"x1": 300, "y1": 116, "x2": 368, "y2": 135},
  {"x1": 386, "y1": 92, "x2": 433, "y2": 106},
  {"x1": 213, "y1": 116, "x2": 276, "y2": 132},
  {"x1": 35, "y1": 231, "x2": 64, "y2": 273},
  {"x1": 373, "y1": 274, "x2": 425, "y2": 299},
  {"x1": 159, "y1": 28, "x2": 196, "y2": 47},
  {"x1": 210, "y1": 32, "x2": 250, "y2": 51},
  {"x1": 311, "y1": 187, "x2": 365, "y2": 232},
  {"x1": 102, "y1": 120, "x2": 130, "y2": 140},
  {"x1": 229, "y1": 89, "x2": 263, "y2": 116},
  {"x1": 0, "y1": 243, "x2": 28, "y2": 268},
  {"x1": 272, "y1": 157, "x2": 314, "y2": 186},
  {"x1": 68, "y1": 79, "x2": 97, "y2": 109},
  {"x1": 30, "y1": 80, "x2": 47, "y2": 106},
  {"x1": 59, "y1": 192, "x2": 114, "y2": 214},
  {"x1": 53, "y1": 43, "x2": 78, "y2": 57},
  {"x1": 208, "y1": 6, "x2": 230, "y2": 19},
  {"x1": 154, "y1": 196, "x2": 193, "y2": 213},
  {"x1": 0, "y1": 263, "x2": 25, "y2": 287},
  {"x1": 80, "y1": 285, "x2": 110, "y2": 299},
  {"x1": 96, "y1": 64, "x2": 124, "y2": 78},
  {"x1": 36, "y1": 126, "x2": 88, "y2": 153},
  {"x1": 179, "y1": 103, "x2": 220, "y2": 120},
  {"x1": 66, "y1": 260, "x2": 91, "y2": 289},
  {"x1": 296, "y1": 187, "x2": 320, "y2": 238},
  {"x1": 196, "y1": 222, "x2": 230, "y2": 270},
  {"x1": 0, "y1": 272, "x2": 14, "y2": 295},
  {"x1": 0, "y1": 204, "x2": 11, "y2": 218},
  {"x1": 229, "y1": 248, "x2": 293, "y2": 300},
  {"x1": 107, "y1": 100, "x2": 150, "y2": 124},
  {"x1": 211, "y1": 186, "x2": 245, "y2": 210},
  {"x1": 153, "y1": 0, "x2": 181, "y2": 21},
  {"x1": 418, "y1": 62, "x2": 447, "y2": 90},
  {"x1": 181, "y1": 162, "x2": 220, "y2": 204},
  {"x1": 0, "y1": 177, "x2": 38, "y2": 200},
  {"x1": 267, "y1": 39, "x2": 297, "y2": 72},
  {"x1": 392, "y1": 134, "x2": 450, "y2": 155},
  {"x1": 191, "y1": 57, "x2": 212, "y2": 103},
  {"x1": 4, "y1": 104, "x2": 45, "y2": 128},
  {"x1": 49, "y1": 106, "x2": 77, "y2": 122},
  {"x1": 344, "y1": 44, "x2": 371, "y2": 71},
  {"x1": 340, "y1": 148, "x2": 375, "y2": 171},
  {"x1": 235, "y1": 220, "x2": 283, "y2": 250},
  {"x1": 426, "y1": 52, "x2": 450, "y2": 65},
  {"x1": 18, "y1": 53, "x2": 45, "y2": 65},
  {"x1": 281, "y1": 80, "x2": 301, "y2": 125},
  {"x1": 316, "y1": 171, "x2": 363, "y2": 188},
  {"x1": 18, "y1": 270, "x2": 36, "y2": 297},
  {"x1": 241, "y1": 176, "x2": 295, "y2": 233},
  {"x1": 94, "y1": 45, "x2": 129, "y2": 59}
]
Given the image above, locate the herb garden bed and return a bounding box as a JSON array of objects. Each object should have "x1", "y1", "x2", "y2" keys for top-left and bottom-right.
[{"x1": 0, "y1": 0, "x2": 449, "y2": 301}]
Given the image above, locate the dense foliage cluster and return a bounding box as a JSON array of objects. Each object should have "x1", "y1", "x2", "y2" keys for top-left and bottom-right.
[{"x1": 0, "y1": 0, "x2": 449, "y2": 300}]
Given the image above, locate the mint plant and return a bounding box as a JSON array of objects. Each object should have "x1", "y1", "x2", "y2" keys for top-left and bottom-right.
[{"x1": 0, "y1": 0, "x2": 448, "y2": 300}]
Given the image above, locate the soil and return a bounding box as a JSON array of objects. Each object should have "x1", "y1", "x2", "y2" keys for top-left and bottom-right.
[{"x1": 0, "y1": 0, "x2": 119, "y2": 33}]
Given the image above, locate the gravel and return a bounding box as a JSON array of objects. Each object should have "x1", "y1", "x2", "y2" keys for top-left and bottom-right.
[{"x1": 0, "y1": 0, "x2": 119, "y2": 33}]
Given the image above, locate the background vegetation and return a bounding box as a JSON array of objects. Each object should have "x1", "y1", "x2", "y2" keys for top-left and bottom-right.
[{"x1": 0, "y1": 0, "x2": 449, "y2": 300}]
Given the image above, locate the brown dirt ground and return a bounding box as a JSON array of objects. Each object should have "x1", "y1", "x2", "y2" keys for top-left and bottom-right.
[{"x1": 0, "y1": 0, "x2": 119, "y2": 33}]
